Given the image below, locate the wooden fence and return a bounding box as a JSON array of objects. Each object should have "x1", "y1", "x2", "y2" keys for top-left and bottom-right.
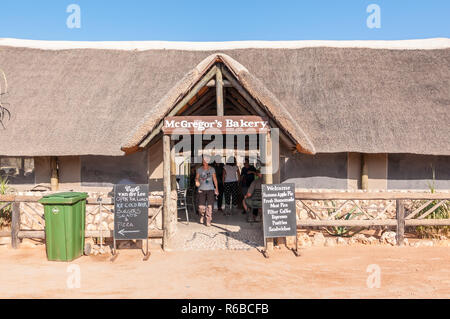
[
  {"x1": 1, "y1": 192, "x2": 449, "y2": 248},
  {"x1": 295, "y1": 192, "x2": 450, "y2": 246},
  {"x1": 0, "y1": 195, "x2": 163, "y2": 248}
]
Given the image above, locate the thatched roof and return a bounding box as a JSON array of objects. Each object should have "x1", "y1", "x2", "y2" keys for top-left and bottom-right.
[
  {"x1": 0, "y1": 38, "x2": 449, "y2": 156},
  {"x1": 120, "y1": 53, "x2": 316, "y2": 154}
]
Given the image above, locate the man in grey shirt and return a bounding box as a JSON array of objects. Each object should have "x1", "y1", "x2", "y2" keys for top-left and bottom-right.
[{"x1": 195, "y1": 155, "x2": 219, "y2": 226}]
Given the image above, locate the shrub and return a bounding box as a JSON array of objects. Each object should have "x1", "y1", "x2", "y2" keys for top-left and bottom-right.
[{"x1": 0, "y1": 176, "x2": 12, "y2": 228}]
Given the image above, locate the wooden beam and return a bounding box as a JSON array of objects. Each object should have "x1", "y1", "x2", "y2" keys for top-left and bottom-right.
[
  {"x1": 264, "y1": 132, "x2": 274, "y2": 251},
  {"x1": 143, "y1": 130, "x2": 163, "y2": 151},
  {"x1": 395, "y1": 199, "x2": 405, "y2": 246},
  {"x1": 405, "y1": 219, "x2": 450, "y2": 226},
  {"x1": 162, "y1": 134, "x2": 174, "y2": 251},
  {"x1": 226, "y1": 95, "x2": 252, "y2": 115},
  {"x1": 139, "y1": 65, "x2": 218, "y2": 148},
  {"x1": 183, "y1": 89, "x2": 216, "y2": 116},
  {"x1": 50, "y1": 157, "x2": 58, "y2": 191},
  {"x1": 11, "y1": 202, "x2": 20, "y2": 248},
  {"x1": 417, "y1": 200, "x2": 447, "y2": 219},
  {"x1": 264, "y1": 132, "x2": 273, "y2": 185},
  {"x1": 298, "y1": 220, "x2": 398, "y2": 227},
  {"x1": 396, "y1": 200, "x2": 405, "y2": 246},
  {"x1": 295, "y1": 192, "x2": 450, "y2": 200},
  {"x1": 16, "y1": 230, "x2": 164, "y2": 240},
  {"x1": 216, "y1": 66, "x2": 224, "y2": 116},
  {"x1": 297, "y1": 219, "x2": 450, "y2": 227},
  {"x1": 190, "y1": 101, "x2": 216, "y2": 116},
  {"x1": 223, "y1": 85, "x2": 226, "y2": 115},
  {"x1": 1, "y1": 192, "x2": 448, "y2": 204},
  {"x1": 206, "y1": 79, "x2": 232, "y2": 87},
  {"x1": 361, "y1": 154, "x2": 369, "y2": 190}
]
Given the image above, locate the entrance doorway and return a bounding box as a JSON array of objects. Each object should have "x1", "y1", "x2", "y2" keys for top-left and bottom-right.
[
  {"x1": 169, "y1": 125, "x2": 268, "y2": 251},
  {"x1": 126, "y1": 57, "x2": 304, "y2": 251}
]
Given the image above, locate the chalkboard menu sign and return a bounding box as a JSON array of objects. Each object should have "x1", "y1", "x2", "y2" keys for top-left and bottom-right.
[
  {"x1": 262, "y1": 183, "x2": 297, "y2": 238},
  {"x1": 114, "y1": 184, "x2": 149, "y2": 240}
]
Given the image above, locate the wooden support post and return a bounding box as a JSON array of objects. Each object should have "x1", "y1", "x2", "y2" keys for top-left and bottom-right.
[
  {"x1": 396, "y1": 199, "x2": 405, "y2": 246},
  {"x1": 264, "y1": 132, "x2": 274, "y2": 250},
  {"x1": 50, "y1": 156, "x2": 59, "y2": 191},
  {"x1": 264, "y1": 132, "x2": 273, "y2": 184},
  {"x1": 216, "y1": 66, "x2": 224, "y2": 116},
  {"x1": 361, "y1": 153, "x2": 368, "y2": 190},
  {"x1": 19, "y1": 158, "x2": 25, "y2": 177},
  {"x1": 11, "y1": 202, "x2": 20, "y2": 249},
  {"x1": 163, "y1": 134, "x2": 173, "y2": 251},
  {"x1": 170, "y1": 141, "x2": 178, "y2": 234}
]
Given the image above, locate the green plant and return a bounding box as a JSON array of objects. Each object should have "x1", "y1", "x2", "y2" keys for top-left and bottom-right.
[
  {"x1": 0, "y1": 175, "x2": 12, "y2": 228},
  {"x1": 415, "y1": 166, "x2": 450, "y2": 238},
  {"x1": 323, "y1": 200, "x2": 364, "y2": 237}
]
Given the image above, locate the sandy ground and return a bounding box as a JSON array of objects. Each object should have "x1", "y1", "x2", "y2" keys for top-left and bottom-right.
[{"x1": 0, "y1": 243, "x2": 449, "y2": 299}]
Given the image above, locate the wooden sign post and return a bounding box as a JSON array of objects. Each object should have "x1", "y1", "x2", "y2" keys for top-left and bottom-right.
[
  {"x1": 111, "y1": 184, "x2": 150, "y2": 261},
  {"x1": 262, "y1": 183, "x2": 298, "y2": 258}
]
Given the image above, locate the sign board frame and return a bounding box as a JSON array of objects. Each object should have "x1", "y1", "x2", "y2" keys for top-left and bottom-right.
[
  {"x1": 112, "y1": 184, "x2": 150, "y2": 261},
  {"x1": 261, "y1": 183, "x2": 299, "y2": 257}
]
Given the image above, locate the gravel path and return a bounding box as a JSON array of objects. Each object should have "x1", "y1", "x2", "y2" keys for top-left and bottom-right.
[{"x1": 173, "y1": 209, "x2": 264, "y2": 251}]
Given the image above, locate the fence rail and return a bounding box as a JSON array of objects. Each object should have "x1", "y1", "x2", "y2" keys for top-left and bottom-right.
[
  {"x1": 295, "y1": 191, "x2": 450, "y2": 200},
  {"x1": 0, "y1": 195, "x2": 164, "y2": 248},
  {"x1": 295, "y1": 192, "x2": 450, "y2": 246},
  {"x1": 1, "y1": 192, "x2": 449, "y2": 248}
]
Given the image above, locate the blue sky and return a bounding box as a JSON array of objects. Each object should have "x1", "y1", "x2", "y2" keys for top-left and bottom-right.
[{"x1": 0, "y1": 0, "x2": 449, "y2": 41}]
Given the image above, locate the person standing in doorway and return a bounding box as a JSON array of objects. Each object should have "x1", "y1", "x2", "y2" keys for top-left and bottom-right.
[
  {"x1": 212, "y1": 156, "x2": 224, "y2": 213},
  {"x1": 223, "y1": 156, "x2": 240, "y2": 215},
  {"x1": 195, "y1": 155, "x2": 219, "y2": 226},
  {"x1": 240, "y1": 159, "x2": 257, "y2": 214}
]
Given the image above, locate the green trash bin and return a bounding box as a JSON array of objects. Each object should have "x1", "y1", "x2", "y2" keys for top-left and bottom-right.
[{"x1": 39, "y1": 192, "x2": 88, "y2": 261}]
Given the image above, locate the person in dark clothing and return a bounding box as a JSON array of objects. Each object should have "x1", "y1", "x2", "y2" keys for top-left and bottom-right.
[
  {"x1": 212, "y1": 157, "x2": 224, "y2": 212},
  {"x1": 223, "y1": 156, "x2": 240, "y2": 215},
  {"x1": 239, "y1": 159, "x2": 257, "y2": 214}
]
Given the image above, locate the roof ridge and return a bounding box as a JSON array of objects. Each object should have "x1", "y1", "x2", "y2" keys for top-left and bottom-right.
[{"x1": 1, "y1": 38, "x2": 449, "y2": 51}]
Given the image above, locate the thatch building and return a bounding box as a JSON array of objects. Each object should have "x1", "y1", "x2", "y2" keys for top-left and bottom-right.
[{"x1": 0, "y1": 38, "x2": 449, "y2": 192}]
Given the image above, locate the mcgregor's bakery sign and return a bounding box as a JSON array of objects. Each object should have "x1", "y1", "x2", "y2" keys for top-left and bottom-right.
[{"x1": 162, "y1": 116, "x2": 269, "y2": 134}]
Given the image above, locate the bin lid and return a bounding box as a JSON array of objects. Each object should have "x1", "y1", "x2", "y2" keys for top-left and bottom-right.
[{"x1": 38, "y1": 192, "x2": 88, "y2": 205}]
